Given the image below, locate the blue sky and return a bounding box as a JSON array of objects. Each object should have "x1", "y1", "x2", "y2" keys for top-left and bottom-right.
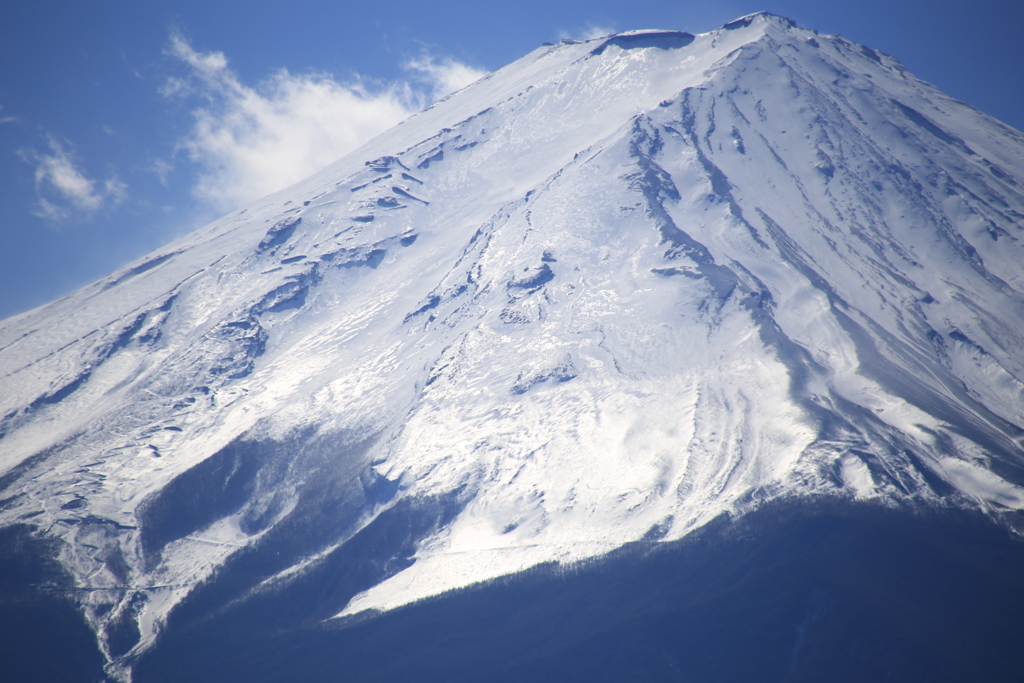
[{"x1": 1, "y1": 0, "x2": 1022, "y2": 320}]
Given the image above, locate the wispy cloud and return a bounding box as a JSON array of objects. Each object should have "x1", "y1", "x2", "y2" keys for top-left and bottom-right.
[
  {"x1": 19, "y1": 136, "x2": 126, "y2": 221},
  {"x1": 558, "y1": 24, "x2": 616, "y2": 42},
  {"x1": 147, "y1": 158, "x2": 174, "y2": 187},
  {"x1": 0, "y1": 104, "x2": 18, "y2": 126},
  {"x1": 164, "y1": 32, "x2": 487, "y2": 214},
  {"x1": 404, "y1": 55, "x2": 487, "y2": 101}
]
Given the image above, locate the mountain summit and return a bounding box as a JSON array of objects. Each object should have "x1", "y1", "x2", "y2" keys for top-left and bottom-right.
[{"x1": 3, "y1": 13, "x2": 1024, "y2": 681}]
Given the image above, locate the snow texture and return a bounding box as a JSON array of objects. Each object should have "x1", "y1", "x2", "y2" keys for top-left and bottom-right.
[{"x1": 1, "y1": 12, "x2": 1024, "y2": 670}]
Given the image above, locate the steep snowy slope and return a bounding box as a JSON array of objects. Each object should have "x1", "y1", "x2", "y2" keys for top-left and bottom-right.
[{"x1": 2, "y1": 13, "x2": 1024, "y2": 674}]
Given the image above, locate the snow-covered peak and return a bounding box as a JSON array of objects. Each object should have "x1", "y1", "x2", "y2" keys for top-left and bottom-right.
[
  {"x1": 721, "y1": 11, "x2": 798, "y2": 30},
  {"x1": 1, "y1": 14, "x2": 1023, "y2": 672}
]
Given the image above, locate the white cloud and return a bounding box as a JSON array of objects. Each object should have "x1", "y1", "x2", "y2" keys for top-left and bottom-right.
[
  {"x1": 20, "y1": 137, "x2": 126, "y2": 221},
  {"x1": 165, "y1": 33, "x2": 487, "y2": 214},
  {"x1": 558, "y1": 24, "x2": 616, "y2": 41},
  {"x1": 147, "y1": 158, "x2": 174, "y2": 187},
  {"x1": 404, "y1": 55, "x2": 487, "y2": 101}
]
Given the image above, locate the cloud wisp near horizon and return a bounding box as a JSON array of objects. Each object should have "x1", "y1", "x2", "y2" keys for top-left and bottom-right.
[
  {"x1": 162, "y1": 32, "x2": 487, "y2": 215},
  {"x1": 19, "y1": 31, "x2": 487, "y2": 226}
]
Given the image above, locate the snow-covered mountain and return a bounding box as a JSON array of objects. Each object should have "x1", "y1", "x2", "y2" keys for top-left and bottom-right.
[{"x1": 3, "y1": 12, "x2": 1024, "y2": 679}]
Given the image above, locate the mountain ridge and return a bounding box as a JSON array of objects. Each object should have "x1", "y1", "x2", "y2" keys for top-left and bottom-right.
[{"x1": 2, "y1": 13, "x2": 1024, "y2": 675}]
